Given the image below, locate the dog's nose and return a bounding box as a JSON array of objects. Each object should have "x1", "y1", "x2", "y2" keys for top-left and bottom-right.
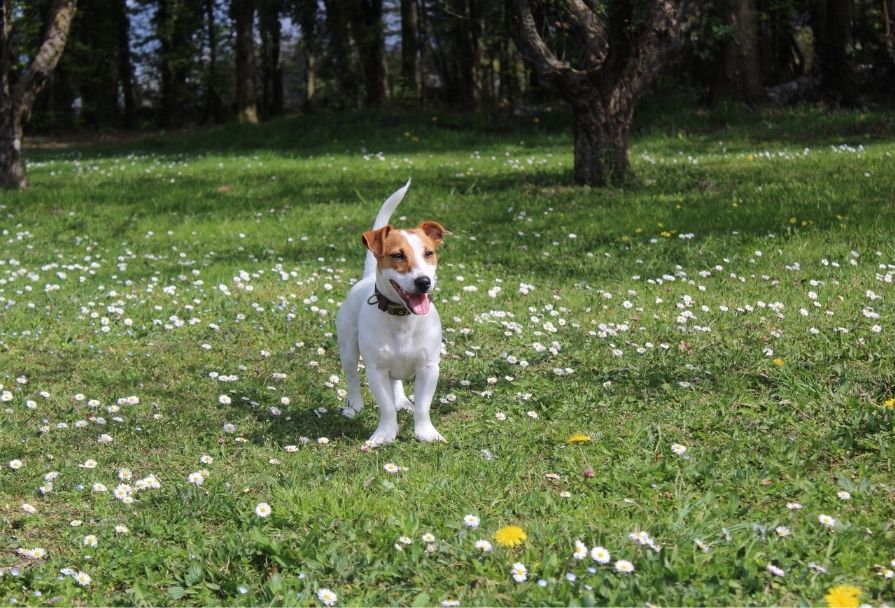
[{"x1": 414, "y1": 276, "x2": 432, "y2": 292}]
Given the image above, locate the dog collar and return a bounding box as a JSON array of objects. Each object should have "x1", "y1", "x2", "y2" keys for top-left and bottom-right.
[{"x1": 367, "y1": 285, "x2": 411, "y2": 316}]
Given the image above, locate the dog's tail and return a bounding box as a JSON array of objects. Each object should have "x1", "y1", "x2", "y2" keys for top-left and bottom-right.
[{"x1": 364, "y1": 178, "x2": 411, "y2": 278}]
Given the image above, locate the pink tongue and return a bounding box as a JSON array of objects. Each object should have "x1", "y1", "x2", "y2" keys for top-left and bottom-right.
[{"x1": 407, "y1": 293, "x2": 430, "y2": 315}]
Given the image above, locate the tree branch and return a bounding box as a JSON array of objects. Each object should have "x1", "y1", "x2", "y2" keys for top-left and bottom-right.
[
  {"x1": 561, "y1": 0, "x2": 608, "y2": 70},
  {"x1": 13, "y1": 0, "x2": 77, "y2": 125},
  {"x1": 510, "y1": 0, "x2": 585, "y2": 90}
]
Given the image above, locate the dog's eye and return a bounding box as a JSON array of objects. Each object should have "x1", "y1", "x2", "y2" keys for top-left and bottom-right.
[
  {"x1": 390, "y1": 251, "x2": 406, "y2": 260},
  {"x1": 424, "y1": 250, "x2": 434, "y2": 258}
]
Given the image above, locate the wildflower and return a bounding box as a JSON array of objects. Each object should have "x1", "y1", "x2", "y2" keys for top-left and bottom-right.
[
  {"x1": 767, "y1": 563, "x2": 785, "y2": 577},
  {"x1": 200, "y1": 455, "x2": 214, "y2": 464},
  {"x1": 92, "y1": 483, "x2": 107, "y2": 493},
  {"x1": 397, "y1": 536, "x2": 412, "y2": 545},
  {"x1": 223, "y1": 423, "x2": 236, "y2": 433},
  {"x1": 614, "y1": 559, "x2": 635, "y2": 573},
  {"x1": 494, "y1": 525, "x2": 527, "y2": 548},
  {"x1": 83, "y1": 535, "x2": 98, "y2": 547},
  {"x1": 591, "y1": 546, "x2": 611, "y2": 563},
  {"x1": 8, "y1": 459, "x2": 23, "y2": 470},
  {"x1": 255, "y1": 502, "x2": 272, "y2": 518},
  {"x1": 786, "y1": 502, "x2": 803, "y2": 510},
  {"x1": 284, "y1": 445, "x2": 298, "y2": 452},
  {"x1": 75, "y1": 571, "x2": 92, "y2": 586},
  {"x1": 526, "y1": 410, "x2": 538, "y2": 419},
  {"x1": 188, "y1": 471, "x2": 205, "y2": 485},
  {"x1": 511, "y1": 562, "x2": 527, "y2": 582},
  {"x1": 671, "y1": 443, "x2": 687, "y2": 456},
  {"x1": 117, "y1": 468, "x2": 132, "y2": 481},
  {"x1": 464, "y1": 514, "x2": 480, "y2": 529},
  {"x1": 441, "y1": 600, "x2": 460, "y2": 607},
  {"x1": 421, "y1": 532, "x2": 435, "y2": 543},
  {"x1": 317, "y1": 588, "x2": 338, "y2": 606},
  {"x1": 80, "y1": 459, "x2": 98, "y2": 469},
  {"x1": 775, "y1": 526, "x2": 791, "y2": 538},
  {"x1": 567, "y1": 432, "x2": 590, "y2": 444},
  {"x1": 475, "y1": 540, "x2": 493, "y2": 552},
  {"x1": 818, "y1": 514, "x2": 836, "y2": 528},
  {"x1": 21, "y1": 502, "x2": 37, "y2": 514},
  {"x1": 573, "y1": 540, "x2": 587, "y2": 560},
  {"x1": 219, "y1": 394, "x2": 232, "y2": 405},
  {"x1": 383, "y1": 463, "x2": 401, "y2": 474},
  {"x1": 772, "y1": 358, "x2": 785, "y2": 367},
  {"x1": 317, "y1": 437, "x2": 330, "y2": 444},
  {"x1": 837, "y1": 491, "x2": 851, "y2": 500},
  {"x1": 884, "y1": 398, "x2": 895, "y2": 409},
  {"x1": 825, "y1": 585, "x2": 861, "y2": 608},
  {"x1": 115, "y1": 525, "x2": 129, "y2": 534}
]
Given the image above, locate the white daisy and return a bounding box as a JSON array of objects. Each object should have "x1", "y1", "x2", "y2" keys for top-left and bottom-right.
[
  {"x1": 83, "y1": 535, "x2": 98, "y2": 547},
  {"x1": 463, "y1": 514, "x2": 480, "y2": 529},
  {"x1": 255, "y1": 502, "x2": 272, "y2": 518},
  {"x1": 475, "y1": 540, "x2": 492, "y2": 552},
  {"x1": 8, "y1": 459, "x2": 23, "y2": 470},
  {"x1": 317, "y1": 588, "x2": 337, "y2": 606},
  {"x1": 767, "y1": 563, "x2": 785, "y2": 577},
  {"x1": 511, "y1": 562, "x2": 527, "y2": 583},
  {"x1": 573, "y1": 540, "x2": 588, "y2": 560},
  {"x1": 590, "y1": 546, "x2": 610, "y2": 563},
  {"x1": 818, "y1": 514, "x2": 836, "y2": 528},
  {"x1": 614, "y1": 559, "x2": 635, "y2": 573},
  {"x1": 75, "y1": 571, "x2": 92, "y2": 586}
]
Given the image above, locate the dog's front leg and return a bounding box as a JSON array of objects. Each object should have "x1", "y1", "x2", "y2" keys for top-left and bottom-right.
[
  {"x1": 365, "y1": 366, "x2": 399, "y2": 445},
  {"x1": 412, "y1": 363, "x2": 445, "y2": 442}
]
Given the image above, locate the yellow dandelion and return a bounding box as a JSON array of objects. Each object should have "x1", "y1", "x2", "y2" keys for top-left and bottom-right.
[
  {"x1": 566, "y1": 432, "x2": 591, "y2": 444},
  {"x1": 825, "y1": 585, "x2": 861, "y2": 608},
  {"x1": 494, "y1": 525, "x2": 527, "y2": 548},
  {"x1": 772, "y1": 358, "x2": 785, "y2": 367},
  {"x1": 884, "y1": 398, "x2": 894, "y2": 409}
]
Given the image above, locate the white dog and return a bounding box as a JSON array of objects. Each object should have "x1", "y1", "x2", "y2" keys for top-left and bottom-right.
[{"x1": 336, "y1": 180, "x2": 449, "y2": 445}]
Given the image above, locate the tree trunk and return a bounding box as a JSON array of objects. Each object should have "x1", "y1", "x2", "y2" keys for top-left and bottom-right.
[
  {"x1": 711, "y1": 0, "x2": 765, "y2": 103},
  {"x1": 571, "y1": 100, "x2": 633, "y2": 186},
  {"x1": 324, "y1": 0, "x2": 360, "y2": 107},
  {"x1": 812, "y1": 0, "x2": 859, "y2": 106},
  {"x1": 296, "y1": 0, "x2": 317, "y2": 111},
  {"x1": 401, "y1": 0, "x2": 421, "y2": 101},
  {"x1": 114, "y1": 0, "x2": 135, "y2": 127},
  {"x1": 232, "y1": 0, "x2": 258, "y2": 123},
  {"x1": 259, "y1": 0, "x2": 283, "y2": 118},
  {"x1": 203, "y1": 0, "x2": 224, "y2": 123},
  {"x1": 0, "y1": 0, "x2": 77, "y2": 189},
  {"x1": 355, "y1": 0, "x2": 389, "y2": 105},
  {"x1": 457, "y1": 0, "x2": 484, "y2": 109}
]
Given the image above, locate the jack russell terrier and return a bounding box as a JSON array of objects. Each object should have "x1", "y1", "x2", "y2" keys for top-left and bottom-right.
[{"x1": 336, "y1": 180, "x2": 449, "y2": 445}]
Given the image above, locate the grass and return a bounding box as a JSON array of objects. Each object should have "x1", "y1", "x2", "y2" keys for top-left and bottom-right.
[{"x1": 2, "y1": 103, "x2": 895, "y2": 606}]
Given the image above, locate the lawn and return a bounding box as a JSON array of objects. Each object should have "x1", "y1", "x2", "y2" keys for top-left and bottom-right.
[{"x1": 1, "y1": 104, "x2": 894, "y2": 606}]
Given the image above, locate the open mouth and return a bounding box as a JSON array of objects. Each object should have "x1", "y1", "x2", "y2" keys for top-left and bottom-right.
[{"x1": 390, "y1": 280, "x2": 430, "y2": 315}]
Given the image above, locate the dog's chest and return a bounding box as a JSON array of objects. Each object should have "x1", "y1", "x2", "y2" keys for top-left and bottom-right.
[{"x1": 359, "y1": 314, "x2": 440, "y2": 380}]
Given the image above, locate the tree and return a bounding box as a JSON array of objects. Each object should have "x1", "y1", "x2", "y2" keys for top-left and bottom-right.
[
  {"x1": 293, "y1": 0, "x2": 318, "y2": 111},
  {"x1": 352, "y1": 0, "x2": 390, "y2": 105},
  {"x1": 259, "y1": 0, "x2": 284, "y2": 118},
  {"x1": 156, "y1": 0, "x2": 202, "y2": 127},
  {"x1": 114, "y1": 0, "x2": 136, "y2": 127},
  {"x1": 711, "y1": 0, "x2": 764, "y2": 103},
  {"x1": 811, "y1": 0, "x2": 859, "y2": 106},
  {"x1": 510, "y1": 0, "x2": 693, "y2": 186},
  {"x1": 232, "y1": 0, "x2": 259, "y2": 123},
  {"x1": 400, "y1": 0, "x2": 421, "y2": 101},
  {"x1": 0, "y1": 0, "x2": 77, "y2": 189}
]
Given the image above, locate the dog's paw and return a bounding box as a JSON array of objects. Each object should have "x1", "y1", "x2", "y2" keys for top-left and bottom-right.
[
  {"x1": 414, "y1": 424, "x2": 445, "y2": 443},
  {"x1": 366, "y1": 425, "x2": 398, "y2": 446},
  {"x1": 395, "y1": 398, "x2": 414, "y2": 412},
  {"x1": 342, "y1": 403, "x2": 363, "y2": 418}
]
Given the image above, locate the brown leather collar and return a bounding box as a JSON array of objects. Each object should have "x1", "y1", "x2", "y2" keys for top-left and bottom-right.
[{"x1": 367, "y1": 285, "x2": 411, "y2": 316}]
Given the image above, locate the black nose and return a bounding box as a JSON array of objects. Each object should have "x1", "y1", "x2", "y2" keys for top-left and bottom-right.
[{"x1": 414, "y1": 276, "x2": 432, "y2": 292}]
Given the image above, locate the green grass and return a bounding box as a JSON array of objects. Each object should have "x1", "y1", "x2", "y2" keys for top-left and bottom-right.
[{"x1": 2, "y1": 104, "x2": 895, "y2": 606}]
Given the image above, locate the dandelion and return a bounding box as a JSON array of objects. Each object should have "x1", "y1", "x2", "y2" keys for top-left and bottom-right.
[
  {"x1": 614, "y1": 559, "x2": 635, "y2": 573},
  {"x1": 884, "y1": 398, "x2": 895, "y2": 409},
  {"x1": 825, "y1": 585, "x2": 861, "y2": 608},
  {"x1": 317, "y1": 588, "x2": 338, "y2": 606},
  {"x1": 464, "y1": 514, "x2": 480, "y2": 529},
  {"x1": 511, "y1": 562, "x2": 528, "y2": 582},
  {"x1": 772, "y1": 357, "x2": 785, "y2": 367},
  {"x1": 475, "y1": 540, "x2": 493, "y2": 552},
  {"x1": 591, "y1": 546, "x2": 611, "y2": 563},
  {"x1": 818, "y1": 514, "x2": 836, "y2": 528},
  {"x1": 494, "y1": 525, "x2": 527, "y2": 548},
  {"x1": 83, "y1": 535, "x2": 98, "y2": 547},
  {"x1": 255, "y1": 502, "x2": 272, "y2": 518},
  {"x1": 566, "y1": 432, "x2": 590, "y2": 444},
  {"x1": 573, "y1": 540, "x2": 588, "y2": 560}
]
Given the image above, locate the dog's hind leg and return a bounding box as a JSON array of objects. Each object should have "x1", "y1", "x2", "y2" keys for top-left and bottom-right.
[{"x1": 393, "y1": 381, "x2": 414, "y2": 412}]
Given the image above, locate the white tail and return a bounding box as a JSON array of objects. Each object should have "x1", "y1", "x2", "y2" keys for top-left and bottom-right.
[{"x1": 363, "y1": 178, "x2": 411, "y2": 277}]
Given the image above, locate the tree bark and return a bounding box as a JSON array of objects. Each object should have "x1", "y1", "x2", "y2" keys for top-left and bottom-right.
[
  {"x1": 711, "y1": 0, "x2": 765, "y2": 103},
  {"x1": 232, "y1": 0, "x2": 259, "y2": 123},
  {"x1": 296, "y1": 0, "x2": 317, "y2": 111},
  {"x1": 114, "y1": 0, "x2": 135, "y2": 127},
  {"x1": 0, "y1": 0, "x2": 77, "y2": 189},
  {"x1": 259, "y1": 0, "x2": 283, "y2": 118},
  {"x1": 812, "y1": 0, "x2": 859, "y2": 106},
  {"x1": 324, "y1": 0, "x2": 360, "y2": 107},
  {"x1": 354, "y1": 0, "x2": 390, "y2": 105},
  {"x1": 510, "y1": 0, "x2": 691, "y2": 187},
  {"x1": 401, "y1": 0, "x2": 421, "y2": 101}
]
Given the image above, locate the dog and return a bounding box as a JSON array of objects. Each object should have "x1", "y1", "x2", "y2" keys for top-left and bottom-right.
[{"x1": 336, "y1": 180, "x2": 449, "y2": 445}]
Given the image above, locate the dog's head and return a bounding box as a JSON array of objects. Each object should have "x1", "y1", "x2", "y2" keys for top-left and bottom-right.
[{"x1": 362, "y1": 221, "x2": 449, "y2": 315}]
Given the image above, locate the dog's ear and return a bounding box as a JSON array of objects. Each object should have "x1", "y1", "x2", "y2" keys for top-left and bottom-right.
[
  {"x1": 418, "y1": 221, "x2": 451, "y2": 246},
  {"x1": 361, "y1": 225, "x2": 393, "y2": 257}
]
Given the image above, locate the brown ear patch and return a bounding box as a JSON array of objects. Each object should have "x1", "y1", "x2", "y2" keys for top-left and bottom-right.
[
  {"x1": 361, "y1": 225, "x2": 393, "y2": 257},
  {"x1": 418, "y1": 221, "x2": 451, "y2": 246}
]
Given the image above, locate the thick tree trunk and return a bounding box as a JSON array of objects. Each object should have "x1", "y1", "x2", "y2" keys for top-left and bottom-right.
[
  {"x1": 571, "y1": 101, "x2": 633, "y2": 186},
  {"x1": 232, "y1": 0, "x2": 258, "y2": 123},
  {"x1": 324, "y1": 0, "x2": 360, "y2": 107},
  {"x1": 259, "y1": 0, "x2": 283, "y2": 118},
  {"x1": 0, "y1": 0, "x2": 77, "y2": 189},
  {"x1": 811, "y1": 0, "x2": 859, "y2": 106},
  {"x1": 711, "y1": 0, "x2": 765, "y2": 103},
  {"x1": 356, "y1": 0, "x2": 389, "y2": 105},
  {"x1": 457, "y1": 0, "x2": 484, "y2": 109},
  {"x1": 114, "y1": 0, "x2": 135, "y2": 127},
  {"x1": 296, "y1": 0, "x2": 317, "y2": 111},
  {"x1": 401, "y1": 0, "x2": 421, "y2": 101}
]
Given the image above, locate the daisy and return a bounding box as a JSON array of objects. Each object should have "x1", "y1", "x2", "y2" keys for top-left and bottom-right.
[
  {"x1": 671, "y1": 443, "x2": 687, "y2": 456},
  {"x1": 511, "y1": 562, "x2": 527, "y2": 583},
  {"x1": 75, "y1": 571, "x2": 92, "y2": 586},
  {"x1": 223, "y1": 423, "x2": 236, "y2": 433},
  {"x1": 475, "y1": 540, "x2": 492, "y2": 552},
  {"x1": 83, "y1": 535, "x2": 98, "y2": 547},
  {"x1": 464, "y1": 514, "x2": 480, "y2": 529},
  {"x1": 421, "y1": 532, "x2": 435, "y2": 543},
  {"x1": 21, "y1": 502, "x2": 37, "y2": 514},
  {"x1": 818, "y1": 514, "x2": 836, "y2": 528},
  {"x1": 383, "y1": 463, "x2": 401, "y2": 474},
  {"x1": 614, "y1": 559, "x2": 635, "y2": 573},
  {"x1": 118, "y1": 468, "x2": 132, "y2": 481},
  {"x1": 284, "y1": 445, "x2": 298, "y2": 452},
  {"x1": 837, "y1": 491, "x2": 851, "y2": 500},
  {"x1": 115, "y1": 525, "x2": 129, "y2": 534},
  {"x1": 8, "y1": 459, "x2": 23, "y2": 470},
  {"x1": 317, "y1": 588, "x2": 337, "y2": 606},
  {"x1": 188, "y1": 471, "x2": 205, "y2": 485},
  {"x1": 255, "y1": 502, "x2": 272, "y2": 518},
  {"x1": 786, "y1": 502, "x2": 803, "y2": 510},
  {"x1": 591, "y1": 546, "x2": 610, "y2": 563},
  {"x1": 218, "y1": 394, "x2": 232, "y2": 405},
  {"x1": 775, "y1": 526, "x2": 791, "y2": 538},
  {"x1": 767, "y1": 563, "x2": 785, "y2": 577},
  {"x1": 494, "y1": 525, "x2": 527, "y2": 548},
  {"x1": 573, "y1": 540, "x2": 587, "y2": 560},
  {"x1": 200, "y1": 455, "x2": 214, "y2": 464},
  {"x1": 397, "y1": 536, "x2": 412, "y2": 545}
]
